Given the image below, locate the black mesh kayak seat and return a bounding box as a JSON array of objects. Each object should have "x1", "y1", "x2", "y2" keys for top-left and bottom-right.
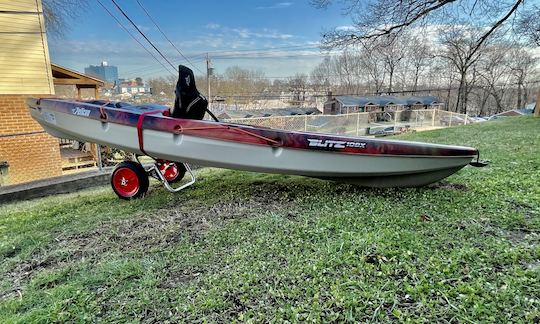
[{"x1": 170, "y1": 65, "x2": 208, "y2": 120}]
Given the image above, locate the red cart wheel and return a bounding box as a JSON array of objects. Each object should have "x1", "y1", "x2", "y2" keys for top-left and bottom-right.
[
  {"x1": 111, "y1": 161, "x2": 149, "y2": 199},
  {"x1": 156, "y1": 160, "x2": 186, "y2": 183}
]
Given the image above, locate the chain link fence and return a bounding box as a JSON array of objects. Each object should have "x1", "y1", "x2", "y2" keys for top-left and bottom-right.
[{"x1": 228, "y1": 109, "x2": 471, "y2": 136}]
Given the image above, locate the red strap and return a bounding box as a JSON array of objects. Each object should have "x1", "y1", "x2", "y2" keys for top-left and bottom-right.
[
  {"x1": 99, "y1": 101, "x2": 111, "y2": 119},
  {"x1": 137, "y1": 110, "x2": 168, "y2": 155}
]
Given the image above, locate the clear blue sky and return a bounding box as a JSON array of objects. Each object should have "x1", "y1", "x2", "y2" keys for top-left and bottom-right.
[{"x1": 49, "y1": 0, "x2": 351, "y2": 80}]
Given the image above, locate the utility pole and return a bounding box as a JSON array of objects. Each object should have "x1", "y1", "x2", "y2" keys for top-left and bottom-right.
[{"x1": 206, "y1": 53, "x2": 211, "y2": 110}]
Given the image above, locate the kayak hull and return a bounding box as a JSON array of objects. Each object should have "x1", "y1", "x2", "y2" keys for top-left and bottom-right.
[{"x1": 28, "y1": 98, "x2": 478, "y2": 187}]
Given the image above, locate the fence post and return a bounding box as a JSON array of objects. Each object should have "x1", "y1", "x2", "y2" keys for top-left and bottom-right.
[
  {"x1": 96, "y1": 144, "x2": 103, "y2": 171},
  {"x1": 464, "y1": 112, "x2": 468, "y2": 125},
  {"x1": 304, "y1": 115, "x2": 308, "y2": 131},
  {"x1": 431, "y1": 109, "x2": 436, "y2": 126},
  {"x1": 449, "y1": 111, "x2": 453, "y2": 127},
  {"x1": 356, "y1": 113, "x2": 360, "y2": 136},
  {"x1": 535, "y1": 88, "x2": 540, "y2": 117}
]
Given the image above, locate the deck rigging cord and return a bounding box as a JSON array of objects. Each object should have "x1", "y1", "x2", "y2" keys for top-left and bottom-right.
[
  {"x1": 96, "y1": 0, "x2": 175, "y2": 76},
  {"x1": 135, "y1": 0, "x2": 204, "y2": 74},
  {"x1": 110, "y1": 0, "x2": 178, "y2": 73}
]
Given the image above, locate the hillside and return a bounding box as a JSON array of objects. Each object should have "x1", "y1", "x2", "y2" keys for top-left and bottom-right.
[{"x1": 1, "y1": 117, "x2": 539, "y2": 322}]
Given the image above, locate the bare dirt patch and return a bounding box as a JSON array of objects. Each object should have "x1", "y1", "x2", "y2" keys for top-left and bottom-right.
[
  {"x1": 429, "y1": 181, "x2": 469, "y2": 191},
  {"x1": 1, "y1": 183, "x2": 296, "y2": 298},
  {"x1": 0, "y1": 183, "x2": 294, "y2": 299}
]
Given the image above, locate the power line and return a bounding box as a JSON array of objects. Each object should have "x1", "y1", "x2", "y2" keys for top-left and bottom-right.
[
  {"x1": 191, "y1": 44, "x2": 323, "y2": 57},
  {"x1": 121, "y1": 51, "x2": 323, "y2": 75},
  {"x1": 194, "y1": 44, "x2": 320, "y2": 57},
  {"x1": 121, "y1": 51, "x2": 332, "y2": 77},
  {"x1": 135, "y1": 0, "x2": 204, "y2": 74},
  {"x1": 121, "y1": 57, "x2": 207, "y2": 76},
  {"x1": 110, "y1": 0, "x2": 178, "y2": 73},
  {"x1": 96, "y1": 0, "x2": 175, "y2": 76}
]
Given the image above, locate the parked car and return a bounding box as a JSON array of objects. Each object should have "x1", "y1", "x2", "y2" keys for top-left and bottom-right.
[
  {"x1": 368, "y1": 125, "x2": 410, "y2": 136},
  {"x1": 469, "y1": 117, "x2": 488, "y2": 122},
  {"x1": 487, "y1": 115, "x2": 508, "y2": 121},
  {"x1": 368, "y1": 126, "x2": 395, "y2": 135}
]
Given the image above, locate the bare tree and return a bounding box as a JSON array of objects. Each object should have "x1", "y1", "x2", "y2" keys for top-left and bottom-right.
[
  {"x1": 148, "y1": 75, "x2": 177, "y2": 103},
  {"x1": 356, "y1": 44, "x2": 387, "y2": 93},
  {"x1": 439, "y1": 26, "x2": 489, "y2": 113},
  {"x1": 508, "y1": 46, "x2": 538, "y2": 108},
  {"x1": 312, "y1": 0, "x2": 527, "y2": 51},
  {"x1": 407, "y1": 35, "x2": 434, "y2": 92},
  {"x1": 288, "y1": 73, "x2": 309, "y2": 105},
  {"x1": 310, "y1": 57, "x2": 333, "y2": 92},
  {"x1": 376, "y1": 35, "x2": 407, "y2": 93},
  {"x1": 332, "y1": 50, "x2": 362, "y2": 93},
  {"x1": 515, "y1": 4, "x2": 540, "y2": 45},
  {"x1": 42, "y1": 0, "x2": 88, "y2": 36},
  {"x1": 477, "y1": 45, "x2": 512, "y2": 114},
  {"x1": 206, "y1": 66, "x2": 271, "y2": 105}
]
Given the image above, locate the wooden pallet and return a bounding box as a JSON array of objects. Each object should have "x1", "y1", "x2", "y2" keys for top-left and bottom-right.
[{"x1": 61, "y1": 148, "x2": 96, "y2": 171}]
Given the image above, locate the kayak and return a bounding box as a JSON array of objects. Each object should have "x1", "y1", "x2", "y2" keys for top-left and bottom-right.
[{"x1": 27, "y1": 97, "x2": 480, "y2": 188}]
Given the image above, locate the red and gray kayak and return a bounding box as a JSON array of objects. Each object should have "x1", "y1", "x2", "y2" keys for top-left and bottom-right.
[{"x1": 27, "y1": 98, "x2": 482, "y2": 188}]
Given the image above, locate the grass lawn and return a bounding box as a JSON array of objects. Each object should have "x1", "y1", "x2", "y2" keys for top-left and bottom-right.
[{"x1": 1, "y1": 117, "x2": 539, "y2": 322}]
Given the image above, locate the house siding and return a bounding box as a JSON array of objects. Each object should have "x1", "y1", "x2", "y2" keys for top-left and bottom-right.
[
  {"x1": 0, "y1": 0, "x2": 54, "y2": 95},
  {"x1": 0, "y1": 1, "x2": 61, "y2": 185}
]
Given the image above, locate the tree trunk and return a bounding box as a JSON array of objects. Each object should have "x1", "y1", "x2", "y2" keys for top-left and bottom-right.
[
  {"x1": 388, "y1": 67, "x2": 394, "y2": 93},
  {"x1": 516, "y1": 78, "x2": 523, "y2": 109},
  {"x1": 413, "y1": 65, "x2": 420, "y2": 92},
  {"x1": 456, "y1": 71, "x2": 468, "y2": 114},
  {"x1": 491, "y1": 87, "x2": 503, "y2": 113},
  {"x1": 479, "y1": 90, "x2": 490, "y2": 116},
  {"x1": 446, "y1": 80, "x2": 452, "y2": 111}
]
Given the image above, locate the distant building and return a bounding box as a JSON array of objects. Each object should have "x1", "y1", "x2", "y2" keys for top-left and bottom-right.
[
  {"x1": 323, "y1": 93, "x2": 443, "y2": 115},
  {"x1": 490, "y1": 104, "x2": 535, "y2": 118},
  {"x1": 218, "y1": 107, "x2": 320, "y2": 119},
  {"x1": 117, "y1": 78, "x2": 151, "y2": 95},
  {"x1": 85, "y1": 61, "x2": 118, "y2": 84}
]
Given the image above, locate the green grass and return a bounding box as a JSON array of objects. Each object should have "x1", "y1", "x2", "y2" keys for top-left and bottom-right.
[{"x1": 1, "y1": 117, "x2": 539, "y2": 322}]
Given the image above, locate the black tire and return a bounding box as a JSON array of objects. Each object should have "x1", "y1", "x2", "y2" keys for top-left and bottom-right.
[
  {"x1": 157, "y1": 161, "x2": 186, "y2": 183},
  {"x1": 169, "y1": 162, "x2": 187, "y2": 183},
  {"x1": 110, "y1": 161, "x2": 149, "y2": 200}
]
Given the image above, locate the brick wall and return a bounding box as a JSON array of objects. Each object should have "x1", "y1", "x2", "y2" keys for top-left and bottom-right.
[{"x1": 0, "y1": 95, "x2": 62, "y2": 185}]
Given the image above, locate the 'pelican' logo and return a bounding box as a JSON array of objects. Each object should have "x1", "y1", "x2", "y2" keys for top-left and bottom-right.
[
  {"x1": 71, "y1": 107, "x2": 91, "y2": 117},
  {"x1": 185, "y1": 75, "x2": 191, "y2": 87}
]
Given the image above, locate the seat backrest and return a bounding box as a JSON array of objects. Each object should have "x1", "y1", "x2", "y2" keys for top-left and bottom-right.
[{"x1": 170, "y1": 65, "x2": 207, "y2": 120}]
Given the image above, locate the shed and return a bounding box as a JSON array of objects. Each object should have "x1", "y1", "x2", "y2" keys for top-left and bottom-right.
[
  {"x1": 218, "y1": 107, "x2": 320, "y2": 119},
  {"x1": 492, "y1": 109, "x2": 531, "y2": 117},
  {"x1": 52, "y1": 63, "x2": 105, "y2": 99},
  {"x1": 404, "y1": 96, "x2": 443, "y2": 109},
  {"x1": 324, "y1": 94, "x2": 443, "y2": 115}
]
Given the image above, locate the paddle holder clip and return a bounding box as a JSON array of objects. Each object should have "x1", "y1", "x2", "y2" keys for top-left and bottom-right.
[{"x1": 469, "y1": 151, "x2": 489, "y2": 167}]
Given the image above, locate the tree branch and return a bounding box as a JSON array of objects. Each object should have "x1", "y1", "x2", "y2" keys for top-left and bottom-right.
[{"x1": 466, "y1": 0, "x2": 524, "y2": 63}]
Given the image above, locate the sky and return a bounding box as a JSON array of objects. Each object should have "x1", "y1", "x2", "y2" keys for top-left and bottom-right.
[{"x1": 48, "y1": 0, "x2": 352, "y2": 80}]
